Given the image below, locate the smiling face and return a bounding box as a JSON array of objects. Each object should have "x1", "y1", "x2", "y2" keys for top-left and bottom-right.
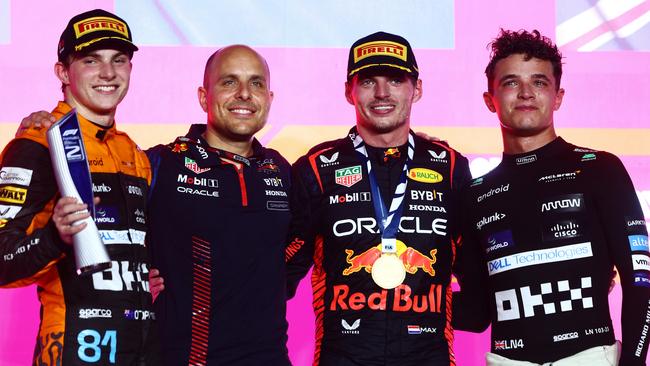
[
  {"x1": 55, "y1": 49, "x2": 132, "y2": 126},
  {"x1": 484, "y1": 53, "x2": 564, "y2": 137},
  {"x1": 198, "y1": 46, "x2": 273, "y2": 146},
  {"x1": 345, "y1": 68, "x2": 422, "y2": 142}
]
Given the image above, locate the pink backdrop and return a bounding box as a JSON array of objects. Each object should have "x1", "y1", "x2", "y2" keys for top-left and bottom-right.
[{"x1": 1, "y1": 0, "x2": 649, "y2": 364}]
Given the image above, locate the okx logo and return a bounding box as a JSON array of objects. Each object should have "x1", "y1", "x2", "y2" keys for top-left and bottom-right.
[{"x1": 495, "y1": 277, "x2": 593, "y2": 322}]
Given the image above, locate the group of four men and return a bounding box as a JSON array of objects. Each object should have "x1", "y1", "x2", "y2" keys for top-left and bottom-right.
[{"x1": 0, "y1": 8, "x2": 648, "y2": 366}]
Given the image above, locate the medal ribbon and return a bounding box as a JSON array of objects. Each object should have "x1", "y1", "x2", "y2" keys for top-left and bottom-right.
[{"x1": 350, "y1": 131, "x2": 414, "y2": 254}]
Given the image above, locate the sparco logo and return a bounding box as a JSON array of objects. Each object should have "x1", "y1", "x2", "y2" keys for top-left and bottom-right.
[
  {"x1": 93, "y1": 183, "x2": 111, "y2": 193},
  {"x1": 477, "y1": 184, "x2": 509, "y2": 203},
  {"x1": 79, "y1": 308, "x2": 112, "y2": 319},
  {"x1": 541, "y1": 194, "x2": 583, "y2": 213},
  {"x1": 177, "y1": 174, "x2": 218, "y2": 188},
  {"x1": 476, "y1": 212, "x2": 506, "y2": 230},
  {"x1": 329, "y1": 192, "x2": 371, "y2": 204},
  {"x1": 553, "y1": 332, "x2": 579, "y2": 342}
]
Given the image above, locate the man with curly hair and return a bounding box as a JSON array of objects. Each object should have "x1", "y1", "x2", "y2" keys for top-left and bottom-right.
[{"x1": 454, "y1": 29, "x2": 650, "y2": 365}]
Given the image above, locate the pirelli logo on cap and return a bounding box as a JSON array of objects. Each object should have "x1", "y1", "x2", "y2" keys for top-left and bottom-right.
[
  {"x1": 353, "y1": 41, "x2": 407, "y2": 63},
  {"x1": 74, "y1": 16, "x2": 129, "y2": 39},
  {"x1": 0, "y1": 186, "x2": 27, "y2": 205}
]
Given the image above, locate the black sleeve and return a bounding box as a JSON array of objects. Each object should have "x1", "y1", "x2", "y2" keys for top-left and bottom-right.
[
  {"x1": 0, "y1": 139, "x2": 68, "y2": 286},
  {"x1": 145, "y1": 144, "x2": 165, "y2": 201},
  {"x1": 596, "y1": 153, "x2": 650, "y2": 365},
  {"x1": 285, "y1": 156, "x2": 319, "y2": 299},
  {"x1": 452, "y1": 162, "x2": 491, "y2": 332}
]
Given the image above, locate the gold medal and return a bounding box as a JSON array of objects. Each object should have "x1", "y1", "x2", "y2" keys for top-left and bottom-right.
[{"x1": 371, "y1": 253, "x2": 406, "y2": 289}]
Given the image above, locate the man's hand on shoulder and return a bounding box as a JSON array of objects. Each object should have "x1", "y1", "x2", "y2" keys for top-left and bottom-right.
[{"x1": 16, "y1": 111, "x2": 56, "y2": 137}]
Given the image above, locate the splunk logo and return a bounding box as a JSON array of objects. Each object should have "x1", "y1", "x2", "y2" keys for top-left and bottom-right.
[{"x1": 476, "y1": 212, "x2": 506, "y2": 230}]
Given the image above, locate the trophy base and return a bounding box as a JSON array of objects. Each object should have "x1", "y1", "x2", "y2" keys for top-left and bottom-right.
[{"x1": 77, "y1": 261, "x2": 112, "y2": 276}]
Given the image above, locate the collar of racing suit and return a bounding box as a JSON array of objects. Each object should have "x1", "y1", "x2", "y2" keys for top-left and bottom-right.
[
  {"x1": 501, "y1": 136, "x2": 569, "y2": 167},
  {"x1": 51, "y1": 101, "x2": 117, "y2": 142},
  {"x1": 180, "y1": 123, "x2": 266, "y2": 166}
]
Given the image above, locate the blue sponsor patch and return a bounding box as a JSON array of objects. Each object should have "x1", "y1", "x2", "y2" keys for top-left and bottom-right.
[
  {"x1": 634, "y1": 272, "x2": 650, "y2": 288},
  {"x1": 629, "y1": 235, "x2": 649, "y2": 252},
  {"x1": 484, "y1": 230, "x2": 515, "y2": 254},
  {"x1": 95, "y1": 206, "x2": 120, "y2": 224}
]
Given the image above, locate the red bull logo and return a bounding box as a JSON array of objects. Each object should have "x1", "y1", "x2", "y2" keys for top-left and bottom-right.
[
  {"x1": 172, "y1": 143, "x2": 188, "y2": 153},
  {"x1": 342, "y1": 240, "x2": 437, "y2": 277},
  {"x1": 330, "y1": 283, "x2": 442, "y2": 313}
]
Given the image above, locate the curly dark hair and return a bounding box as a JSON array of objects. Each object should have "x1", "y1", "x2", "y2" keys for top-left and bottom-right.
[{"x1": 485, "y1": 29, "x2": 563, "y2": 93}]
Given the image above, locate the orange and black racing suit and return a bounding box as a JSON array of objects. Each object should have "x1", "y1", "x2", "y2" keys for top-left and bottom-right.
[
  {"x1": 0, "y1": 102, "x2": 157, "y2": 365},
  {"x1": 286, "y1": 127, "x2": 472, "y2": 365}
]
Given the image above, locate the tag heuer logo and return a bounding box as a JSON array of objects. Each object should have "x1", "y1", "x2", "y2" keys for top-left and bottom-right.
[
  {"x1": 184, "y1": 157, "x2": 211, "y2": 174},
  {"x1": 335, "y1": 165, "x2": 362, "y2": 187}
]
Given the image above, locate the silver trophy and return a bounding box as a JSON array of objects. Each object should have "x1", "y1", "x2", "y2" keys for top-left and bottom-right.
[{"x1": 46, "y1": 110, "x2": 111, "y2": 275}]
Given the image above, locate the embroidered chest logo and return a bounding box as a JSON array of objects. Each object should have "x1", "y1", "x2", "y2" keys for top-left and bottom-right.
[
  {"x1": 335, "y1": 165, "x2": 363, "y2": 187},
  {"x1": 184, "y1": 157, "x2": 210, "y2": 174}
]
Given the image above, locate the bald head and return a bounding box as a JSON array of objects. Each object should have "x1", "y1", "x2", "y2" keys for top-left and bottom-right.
[
  {"x1": 203, "y1": 45, "x2": 271, "y2": 90},
  {"x1": 197, "y1": 44, "x2": 274, "y2": 154}
]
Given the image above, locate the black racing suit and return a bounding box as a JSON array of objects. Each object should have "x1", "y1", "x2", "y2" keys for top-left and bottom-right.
[
  {"x1": 0, "y1": 102, "x2": 157, "y2": 365},
  {"x1": 455, "y1": 137, "x2": 650, "y2": 365},
  {"x1": 146, "y1": 124, "x2": 291, "y2": 366},
  {"x1": 286, "y1": 127, "x2": 472, "y2": 365}
]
